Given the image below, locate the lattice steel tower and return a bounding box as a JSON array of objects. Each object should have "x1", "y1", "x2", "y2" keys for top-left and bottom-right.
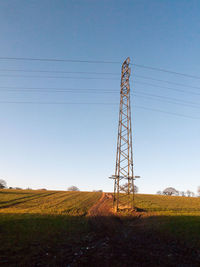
[{"x1": 110, "y1": 57, "x2": 134, "y2": 211}]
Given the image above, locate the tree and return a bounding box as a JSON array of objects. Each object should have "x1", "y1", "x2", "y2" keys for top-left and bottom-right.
[
  {"x1": 180, "y1": 191, "x2": 185, "y2": 197},
  {"x1": 163, "y1": 187, "x2": 178, "y2": 196},
  {"x1": 156, "y1": 191, "x2": 162, "y2": 195},
  {"x1": 186, "y1": 190, "x2": 190, "y2": 197},
  {"x1": 119, "y1": 183, "x2": 138, "y2": 194},
  {"x1": 190, "y1": 192, "x2": 195, "y2": 197},
  {"x1": 0, "y1": 179, "x2": 7, "y2": 189},
  {"x1": 186, "y1": 190, "x2": 194, "y2": 197},
  {"x1": 197, "y1": 186, "x2": 200, "y2": 197},
  {"x1": 67, "y1": 186, "x2": 80, "y2": 191}
]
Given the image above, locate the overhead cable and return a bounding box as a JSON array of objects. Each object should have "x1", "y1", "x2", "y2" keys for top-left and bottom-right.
[{"x1": 0, "y1": 56, "x2": 200, "y2": 79}]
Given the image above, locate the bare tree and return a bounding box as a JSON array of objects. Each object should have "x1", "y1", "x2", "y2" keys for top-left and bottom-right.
[
  {"x1": 197, "y1": 186, "x2": 200, "y2": 197},
  {"x1": 67, "y1": 186, "x2": 80, "y2": 191},
  {"x1": 163, "y1": 187, "x2": 179, "y2": 196},
  {"x1": 119, "y1": 183, "x2": 138, "y2": 194},
  {"x1": 190, "y1": 192, "x2": 195, "y2": 197},
  {"x1": 0, "y1": 179, "x2": 7, "y2": 189},
  {"x1": 186, "y1": 190, "x2": 192, "y2": 197},
  {"x1": 180, "y1": 191, "x2": 185, "y2": 197}
]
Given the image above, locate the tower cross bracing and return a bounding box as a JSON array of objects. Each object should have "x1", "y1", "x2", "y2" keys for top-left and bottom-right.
[{"x1": 110, "y1": 57, "x2": 135, "y2": 211}]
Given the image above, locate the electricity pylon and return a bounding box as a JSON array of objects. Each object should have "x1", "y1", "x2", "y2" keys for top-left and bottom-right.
[{"x1": 110, "y1": 57, "x2": 135, "y2": 212}]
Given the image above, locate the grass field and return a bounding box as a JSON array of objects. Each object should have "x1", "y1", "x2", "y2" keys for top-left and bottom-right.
[
  {"x1": 1, "y1": 190, "x2": 200, "y2": 266},
  {"x1": 135, "y1": 194, "x2": 200, "y2": 214},
  {"x1": 0, "y1": 189, "x2": 101, "y2": 215},
  {"x1": 0, "y1": 190, "x2": 101, "y2": 266},
  {"x1": 120, "y1": 194, "x2": 200, "y2": 249}
]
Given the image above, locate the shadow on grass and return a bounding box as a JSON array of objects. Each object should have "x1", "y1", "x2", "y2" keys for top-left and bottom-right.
[
  {"x1": 0, "y1": 192, "x2": 57, "y2": 208},
  {"x1": 0, "y1": 213, "x2": 89, "y2": 266},
  {"x1": 0, "y1": 191, "x2": 32, "y2": 195},
  {"x1": 0, "y1": 213, "x2": 200, "y2": 266}
]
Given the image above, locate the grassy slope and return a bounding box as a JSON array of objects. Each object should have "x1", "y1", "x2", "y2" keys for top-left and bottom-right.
[
  {"x1": 135, "y1": 194, "x2": 200, "y2": 213},
  {"x1": 134, "y1": 194, "x2": 200, "y2": 248},
  {"x1": 0, "y1": 190, "x2": 101, "y2": 215},
  {"x1": 116, "y1": 193, "x2": 200, "y2": 248},
  {"x1": 1, "y1": 190, "x2": 200, "y2": 265},
  {"x1": 0, "y1": 190, "x2": 101, "y2": 266}
]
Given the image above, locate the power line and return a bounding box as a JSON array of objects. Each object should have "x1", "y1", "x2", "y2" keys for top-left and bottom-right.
[
  {"x1": 1, "y1": 85, "x2": 200, "y2": 108},
  {"x1": 0, "y1": 87, "x2": 102, "y2": 92},
  {"x1": 0, "y1": 100, "x2": 198, "y2": 119},
  {"x1": 133, "y1": 64, "x2": 200, "y2": 80},
  {"x1": 0, "y1": 88, "x2": 117, "y2": 93},
  {"x1": 0, "y1": 67, "x2": 200, "y2": 94},
  {"x1": 134, "y1": 75, "x2": 200, "y2": 91},
  {"x1": 0, "y1": 56, "x2": 121, "y2": 64},
  {"x1": 134, "y1": 105, "x2": 200, "y2": 120},
  {"x1": 0, "y1": 66, "x2": 199, "y2": 91},
  {"x1": 1, "y1": 91, "x2": 199, "y2": 109},
  {"x1": 0, "y1": 68, "x2": 119, "y2": 76},
  {"x1": 0, "y1": 84, "x2": 193, "y2": 98},
  {"x1": 0, "y1": 56, "x2": 200, "y2": 80},
  {"x1": 0, "y1": 101, "x2": 116, "y2": 105},
  {"x1": 134, "y1": 81, "x2": 200, "y2": 96},
  {"x1": 0, "y1": 73, "x2": 200, "y2": 95},
  {"x1": 0, "y1": 67, "x2": 200, "y2": 92},
  {"x1": 0, "y1": 74, "x2": 119, "y2": 80},
  {"x1": 134, "y1": 93, "x2": 200, "y2": 109},
  {"x1": 1, "y1": 66, "x2": 200, "y2": 94},
  {"x1": 134, "y1": 91, "x2": 200, "y2": 107},
  {"x1": 0, "y1": 73, "x2": 199, "y2": 93}
]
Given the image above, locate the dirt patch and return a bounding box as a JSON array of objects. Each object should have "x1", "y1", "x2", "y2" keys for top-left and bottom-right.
[{"x1": 87, "y1": 193, "x2": 113, "y2": 217}]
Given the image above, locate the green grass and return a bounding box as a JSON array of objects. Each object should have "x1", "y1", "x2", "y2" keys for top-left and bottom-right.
[
  {"x1": 134, "y1": 194, "x2": 200, "y2": 248},
  {"x1": 0, "y1": 189, "x2": 101, "y2": 215},
  {"x1": 134, "y1": 194, "x2": 200, "y2": 214},
  {"x1": 118, "y1": 193, "x2": 200, "y2": 248},
  {"x1": 0, "y1": 189, "x2": 101, "y2": 266},
  {"x1": 156, "y1": 215, "x2": 200, "y2": 247},
  {"x1": 1, "y1": 190, "x2": 200, "y2": 265}
]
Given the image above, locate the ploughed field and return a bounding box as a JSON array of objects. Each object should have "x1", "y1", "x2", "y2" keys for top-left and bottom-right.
[{"x1": 1, "y1": 190, "x2": 200, "y2": 266}]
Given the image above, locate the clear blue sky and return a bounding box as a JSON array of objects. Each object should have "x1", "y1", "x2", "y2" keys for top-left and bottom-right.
[{"x1": 0, "y1": 0, "x2": 200, "y2": 194}]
